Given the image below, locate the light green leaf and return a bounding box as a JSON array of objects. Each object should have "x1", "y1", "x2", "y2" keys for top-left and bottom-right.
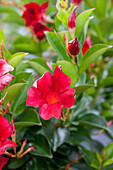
[
  {"x1": 9, "y1": 52, "x2": 27, "y2": 67},
  {"x1": 80, "y1": 44, "x2": 112, "y2": 74},
  {"x1": 2, "y1": 83, "x2": 26, "y2": 105}
]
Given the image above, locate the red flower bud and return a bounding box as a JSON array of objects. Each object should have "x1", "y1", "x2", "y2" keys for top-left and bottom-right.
[
  {"x1": 68, "y1": 6, "x2": 77, "y2": 38},
  {"x1": 72, "y1": 0, "x2": 82, "y2": 5},
  {"x1": 68, "y1": 37, "x2": 80, "y2": 56}
]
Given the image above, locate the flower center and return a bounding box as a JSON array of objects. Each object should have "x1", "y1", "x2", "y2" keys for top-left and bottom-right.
[{"x1": 47, "y1": 93, "x2": 59, "y2": 104}]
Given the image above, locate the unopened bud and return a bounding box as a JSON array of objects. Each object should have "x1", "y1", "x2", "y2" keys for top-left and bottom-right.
[
  {"x1": 11, "y1": 120, "x2": 16, "y2": 142},
  {"x1": 68, "y1": 37, "x2": 80, "y2": 56},
  {"x1": 72, "y1": 0, "x2": 82, "y2": 5},
  {"x1": 68, "y1": 6, "x2": 77, "y2": 38},
  {"x1": 4, "y1": 101, "x2": 11, "y2": 114},
  {"x1": 107, "y1": 120, "x2": 113, "y2": 127}
]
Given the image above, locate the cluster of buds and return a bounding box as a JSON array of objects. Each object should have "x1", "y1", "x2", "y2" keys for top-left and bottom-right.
[
  {"x1": 64, "y1": 6, "x2": 93, "y2": 66},
  {"x1": 22, "y1": 2, "x2": 54, "y2": 41},
  {"x1": 64, "y1": 6, "x2": 80, "y2": 63}
]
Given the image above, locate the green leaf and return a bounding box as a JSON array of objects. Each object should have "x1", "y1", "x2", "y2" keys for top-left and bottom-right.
[
  {"x1": 99, "y1": 76, "x2": 113, "y2": 87},
  {"x1": 78, "y1": 113, "x2": 109, "y2": 131},
  {"x1": 8, "y1": 157, "x2": 28, "y2": 169},
  {"x1": 30, "y1": 134, "x2": 53, "y2": 158},
  {"x1": 28, "y1": 57, "x2": 51, "y2": 76},
  {"x1": 101, "y1": 143, "x2": 113, "y2": 162},
  {"x1": 75, "y1": 8, "x2": 95, "y2": 38},
  {"x1": 53, "y1": 60, "x2": 78, "y2": 88},
  {"x1": 11, "y1": 74, "x2": 33, "y2": 114},
  {"x1": 2, "y1": 83, "x2": 27, "y2": 105},
  {"x1": 3, "y1": 14, "x2": 25, "y2": 25},
  {"x1": 80, "y1": 44, "x2": 111, "y2": 74},
  {"x1": 45, "y1": 31, "x2": 71, "y2": 61},
  {"x1": 31, "y1": 157, "x2": 49, "y2": 170},
  {"x1": 53, "y1": 128, "x2": 69, "y2": 151},
  {"x1": 0, "y1": 30, "x2": 5, "y2": 44},
  {"x1": 9, "y1": 52, "x2": 27, "y2": 67},
  {"x1": 103, "y1": 159, "x2": 113, "y2": 167},
  {"x1": 74, "y1": 84, "x2": 95, "y2": 95},
  {"x1": 15, "y1": 108, "x2": 41, "y2": 127},
  {"x1": 14, "y1": 72, "x2": 32, "y2": 83}
]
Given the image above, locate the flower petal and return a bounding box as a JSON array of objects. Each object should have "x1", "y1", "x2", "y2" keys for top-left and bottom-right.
[
  {"x1": 22, "y1": 2, "x2": 42, "y2": 27},
  {"x1": 0, "y1": 156, "x2": 9, "y2": 169},
  {"x1": 0, "y1": 73, "x2": 14, "y2": 91},
  {"x1": 0, "y1": 139, "x2": 17, "y2": 155},
  {"x1": 26, "y1": 86, "x2": 46, "y2": 107},
  {"x1": 0, "y1": 116, "x2": 12, "y2": 141},
  {"x1": 59, "y1": 89, "x2": 76, "y2": 108},
  {"x1": 40, "y1": 103, "x2": 62, "y2": 120},
  {"x1": 40, "y1": 1, "x2": 49, "y2": 13},
  {"x1": 0, "y1": 59, "x2": 14, "y2": 77},
  {"x1": 52, "y1": 66, "x2": 71, "y2": 93},
  {"x1": 37, "y1": 72, "x2": 52, "y2": 99}
]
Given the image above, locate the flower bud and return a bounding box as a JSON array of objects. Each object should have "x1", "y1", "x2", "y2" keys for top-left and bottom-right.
[
  {"x1": 72, "y1": 0, "x2": 82, "y2": 5},
  {"x1": 68, "y1": 6, "x2": 77, "y2": 39},
  {"x1": 68, "y1": 37, "x2": 80, "y2": 56}
]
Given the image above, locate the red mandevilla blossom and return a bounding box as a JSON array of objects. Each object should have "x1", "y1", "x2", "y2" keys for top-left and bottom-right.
[
  {"x1": 68, "y1": 37, "x2": 80, "y2": 56},
  {"x1": 22, "y1": 1, "x2": 49, "y2": 27},
  {"x1": 82, "y1": 36, "x2": 94, "y2": 67},
  {"x1": 0, "y1": 116, "x2": 16, "y2": 155},
  {"x1": 0, "y1": 59, "x2": 14, "y2": 91},
  {"x1": 26, "y1": 66, "x2": 76, "y2": 120},
  {"x1": 32, "y1": 21, "x2": 52, "y2": 41},
  {"x1": 0, "y1": 156, "x2": 9, "y2": 170},
  {"x1": 72, "y1": 0, "x2": 82, "y2": 5}
]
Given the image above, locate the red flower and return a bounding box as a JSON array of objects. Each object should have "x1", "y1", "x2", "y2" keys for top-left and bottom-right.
[
  {"x1": 26, "y1": 66, "x2": 76, "y2": 120},
  {"x1": 22, "y1": 2, "x2": 49, "y2": 27},
  {"x1": 32, "y1": 21, "x2": 52, "y2": 41},
  {"x1": 0, "y1": 116, "x2": 17, "y2": 155},
  {"x1": 72, "y1": 0, "x2": 82, "y2": 5},
  {"x1": 68, "y1": 37, "x2": 80, "y2": 56},
  {"x1": 0, "y1": 156, "x2": 9, "y2": 170},
  {"x1": 82, "y1": 36, "x2": 94, "y2": 67},
  {"x1": 0, "y1": 59, "x2": 14, "y2": 91}
]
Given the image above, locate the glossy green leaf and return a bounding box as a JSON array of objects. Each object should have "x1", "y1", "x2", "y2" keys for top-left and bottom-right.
[
  {"x1": 78, "y1": 113, "x2": 109, "y2": 131},
  {"x1": 8, "y1": 157, "x2": 28, "y2": 169},
  {"x1": 28, "y1": 58, "x2": 51, "y2": 76},
  {"x1": 2, "y1": 83, "x2": 26, "y2": 105},
  {"x1": 45, "y1": 31, "x2": 71, "y2": 61},
  {"x1": 100, "y1": 77, "x2": 113, "y2": 87},
  {"x1": 80, "y1": 44, "x2": 111, "y2": 74},
  {"x1": 75, "y1": 84, "x2": 95, "y2": 95},
  {"x1": 9, "y1": 52, "x2": 27, "y2": 67},
  {"x1": 30, "y1": 134, "x2": 53, "y2": 158},
  {"x1": 75, "y1": 8, "x2": 95, "y2": 38},
  {"x1": 15, "y1": 108, "x2": 41, "y2": 127},
  {"x1": 101, "y1": 143, "x2": 113, "y2": 162},
  {"x1": 11, "y1": 74, "x2": 33, "y2": 114}
]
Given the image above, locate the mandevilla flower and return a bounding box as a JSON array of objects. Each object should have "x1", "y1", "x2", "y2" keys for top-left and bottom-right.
[
  {"x1": 32, "y1": 21, "x2": 52, "y2": 41},
  {"x1": 68, "y1": 37, "x2": 80, "y2": 56},
  {"x1": 72, "y1": 0, "x2": 82, "y2": 5},
  {"x1": 22, "y1": 1, "x2": 49, "y2": 27},
  {"x1": 0, "y1": 59, "x2": 14, "y2": 91},
  {"x1": 0, "y1": 116, "x2": 17, "y2": 155},
  {"x1": 82, "y1": 36, "x2": 94, "y2": 67},
  {"x1": 26, "y1": 66, "x2": 76, "y2": 120},
  {"x1": 0, "y1": 156, "x2": 9, "y2": 170}
]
